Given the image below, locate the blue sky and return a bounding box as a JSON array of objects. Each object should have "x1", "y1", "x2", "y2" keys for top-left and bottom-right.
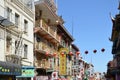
[{"x1": 57, "y1": 0, "x2": 119, "y2": 73}]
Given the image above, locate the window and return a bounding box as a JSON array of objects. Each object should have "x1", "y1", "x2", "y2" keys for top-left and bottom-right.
[
  {"x1": 15, "y1": 13, "x2": 20, "y2": 27},
  {"x1": 6, "y1": 7, "x2": 12, "y2": 20},
  {"x1": 36, "y1": 36, "x2": 41, "y2": 42},
  {"x1": 24, "y1": 19, "x2": 28, "y2": 33},
  {"x1": 61, "y1": 39, "x2": 65, "y2": 47},
  {"x1": 0, "y1": 29, "x2": 4, "y2": 39},
  {"x1": 6, "y1": 36, "x2": 12, "y2": 53},
  {"x1": 15, "y1": 40, "x2": 17, "y2": 54},
  {"x1": 24, "y1": 44, "x2": 28, "y2": 58}
]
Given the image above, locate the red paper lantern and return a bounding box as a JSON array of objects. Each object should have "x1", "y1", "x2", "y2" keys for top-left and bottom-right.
[
  {"x1": 69, "y1": 52, "x2": 73, "y2": 56},
  {"x1": 53, "y1": 53, "x2": 57, "y2": 57},
  {"x1": 93, "y1": 49, "x2": 97, "y2": 53},
  {"x1": 49, "y1": 54, "x2": 52, "y2": 57},
  {"x1": 61, "y1": 52, "x2": 64, "y2": 57},
  {"x1": 76, "y1": 51, "x2": 80, "y2": 55},
  {"x1": 85, "y1": 51, "x2": 88, "y2": 54},
  {"x1": 101, "y1": 48, "x2": 105, "y2": 52},
  {"x1": 46, "y1": 52, "x2": 49, "y2": 56},
  {"x1": 53, "y1": 73, "x2": 56, "y2": 77}
]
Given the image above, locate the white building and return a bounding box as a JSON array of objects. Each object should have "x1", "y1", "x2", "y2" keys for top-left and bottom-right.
[
  {"x1": 94, "y1": 72, "x2": 102, "y2": 80},
  {"x1": 0, "y1": 0, "x2": 35, "y2": 80},
  {"x1": 87, "y1": 63, "x2": 94, "y2": 77}
]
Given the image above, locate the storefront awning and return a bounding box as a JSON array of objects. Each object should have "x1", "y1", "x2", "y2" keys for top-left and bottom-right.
[{"x1": 0, "y1": 61, "x2": 21, "y2": 76}]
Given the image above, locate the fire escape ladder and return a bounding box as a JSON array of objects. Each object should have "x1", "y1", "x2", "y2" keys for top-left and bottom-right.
[{"x1": 15, "y1": 31, "x2": 24, "y2": 56}]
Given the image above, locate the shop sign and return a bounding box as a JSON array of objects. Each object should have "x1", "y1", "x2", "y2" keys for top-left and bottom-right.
[
  {"x1": 35, "y1": 76, "x2": 48, "y2": 80},
  {"x1": 21, "y1": 66, "x2": 34, "y2": 77},
  {"x1": 0, "y1": 61, "x2": 21, "y2": 76}
]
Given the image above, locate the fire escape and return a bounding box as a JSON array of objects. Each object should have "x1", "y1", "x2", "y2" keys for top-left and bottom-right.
[{"x1": 0, "y1": 6, "x2": 24, "y2": 65}]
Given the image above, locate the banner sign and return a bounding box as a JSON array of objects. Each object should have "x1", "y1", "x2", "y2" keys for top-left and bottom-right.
[{"x1": 59, "y1": 48, "x2": 69, "y2": 75}]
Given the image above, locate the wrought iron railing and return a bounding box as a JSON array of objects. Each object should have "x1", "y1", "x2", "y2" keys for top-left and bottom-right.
[
  {"x1": 5, "y1": 54, "x2": 21, "y2": 65},
  {"x1": 35, "y1": 59, "x2": 51, "y2": 69},
  {"x1": 35, "y1": 41, "x2": 56, "y2": 54},
  {"x1": 35, "y1": 20, "x2": 60, "y2": 42}
]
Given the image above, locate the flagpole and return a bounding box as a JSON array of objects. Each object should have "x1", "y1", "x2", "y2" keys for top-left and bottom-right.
[
  {"x1": 72, "y1": 17, "x2": 74, "y2": 37},
  {"x1": 91, "y1": 53, "x2": 92, "y2": 64}
]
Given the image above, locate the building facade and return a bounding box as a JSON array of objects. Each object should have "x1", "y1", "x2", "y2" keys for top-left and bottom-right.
[
  {"x1": 0, "y1": 0, "x2": 35, "y2": 80},
  {"x1": 0, "y1": 0, "x2": 96, "y2": 80},
  {"x1": 34, "y1": 0, "x2": 75, "y2": 80},
  {"x1": 106, "y1": 3, "x2": 120, "y2": 80},
  {"x1": 34, "y1": 0, "x2": 59, "y2": 79},
  {"x1": 71, "y1": 44, "x2": 80, "y2": 80},
  {"x1": 33, "y1": 1, "x2": 95, "y2": 80}
]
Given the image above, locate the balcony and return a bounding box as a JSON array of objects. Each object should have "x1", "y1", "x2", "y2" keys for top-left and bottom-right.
[
  {"x1": 72, "y1": 65, "x2": 79, "y2": 69},
  {"x1": 5, "y1": 54, "x2": 21, "y2": 65},
  {"x1": 107, "y1": 67, "x2": 120, "y2": 75},
  {"x1": 35, "y1": 0, "x2": 57, "y2": 13},
  {"x1": 54, "y1": 65, "x2": 59, "y2": 71},
  {"x1": 6, "y1": 39, "x2": 22, "y2": 65},
  {"x1": 107, "y1": 60, "x2": 116, "y2": 69},
  {"x1": 106, "y1": 60, "x2": 120, "y2": 74},
  {"x1": 35, "y1": 0, "x2": 58, "y2": 25},
  {"x1": 34, "y1": 20, "x2": 60, "y2": 43},
  {"x1": 34, "y1": 59, "x2": 53, "y2": 69},
  {"x1": 35, "y1": 41, "x2": 57, "y2": 56}
]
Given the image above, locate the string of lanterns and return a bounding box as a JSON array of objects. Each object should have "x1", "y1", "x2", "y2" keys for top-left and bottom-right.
[
  {"x1": 85, "y1": 48, "x2": 105, "y2": 54},
  {"x1": 45, "y1": 52, "x2": 57, "y2": 57},
  {"x1": 60, "y1": 51, "x2": 80, "y2": 57},
  {"x1": 45, "y1": 48, "x2": 105, "y2": 57}
]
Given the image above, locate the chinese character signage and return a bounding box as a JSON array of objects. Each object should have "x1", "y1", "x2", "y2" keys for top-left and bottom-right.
[{"x1": 59, "y1": 48, "x2": 69, "y2": 75}]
